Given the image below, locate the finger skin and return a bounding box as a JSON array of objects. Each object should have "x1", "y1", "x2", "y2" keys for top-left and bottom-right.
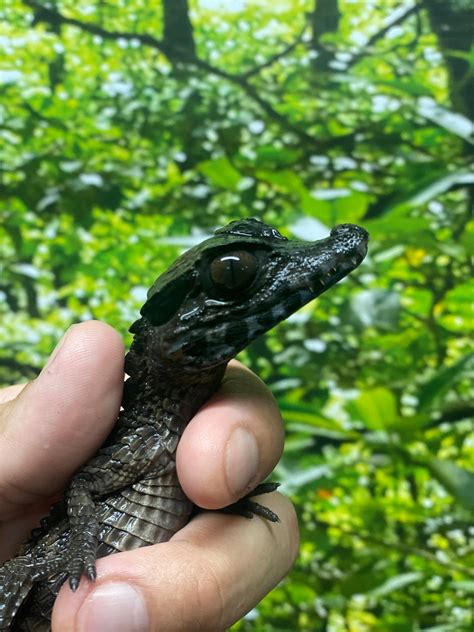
[
  {"x1": 177, "y1": 360, "x2": 285, "y2": 509},
  {"x1": 52, "y1": 493, "x2": 299, "y2": 632},
  {"x1": 0, "y1": 322, "x2": 124, "y2": 516},
  {"x1": 0, "y1": 384, "x2": 26, "y2": 405},
  {"x1": 0, "y1": 322, "x2": 124, "y2": 558}
]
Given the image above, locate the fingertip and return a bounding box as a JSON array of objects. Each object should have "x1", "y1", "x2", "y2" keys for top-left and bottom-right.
[
  {"x1": 0, "y1": 321, "x2": 125, "y2": 502},
  {"x1": 177, "y1": 362, "x2": 284, "y2": 509},
  {"x1": 37, "y1": 321, "x2": 124, "y2": 396},
  {"x1": 178, "y1": 492, "x2": 300, "y2": 571}
]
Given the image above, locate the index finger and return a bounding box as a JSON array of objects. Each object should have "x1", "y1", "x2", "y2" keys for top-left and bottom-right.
[{"x1": 0, "y1": 321, "x2": 125, "y2": 518}]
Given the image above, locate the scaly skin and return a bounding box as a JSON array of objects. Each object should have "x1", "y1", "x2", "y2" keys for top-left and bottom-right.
[{"x1": 0, "y1": 219, "x2": 368, "y2": 630}]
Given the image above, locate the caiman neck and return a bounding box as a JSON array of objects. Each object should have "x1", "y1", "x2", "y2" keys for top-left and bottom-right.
[{"x1": 123, "y1": 318, "x2": 226, "y2": 408}]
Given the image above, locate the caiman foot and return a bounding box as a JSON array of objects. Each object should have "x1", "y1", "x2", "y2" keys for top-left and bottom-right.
[
  {"x1": 219, "y1": 481, "x2": 280, "y2": 522},
  {"x1": 66, "y1": 476, "x2": 100, "y2": 590},
  {"x1": 66, "y1": 525, "x2": 99, "y2": 591}
]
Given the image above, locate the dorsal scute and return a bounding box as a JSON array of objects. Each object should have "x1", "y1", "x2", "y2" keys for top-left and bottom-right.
[{"x1": 214, "y1": 218, "x2": 287, "y2": 242}]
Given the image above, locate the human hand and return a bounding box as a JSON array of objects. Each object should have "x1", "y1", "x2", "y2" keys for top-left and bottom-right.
[{"x1": 0, "y1": 321, "x2": 299, "y2": 631}]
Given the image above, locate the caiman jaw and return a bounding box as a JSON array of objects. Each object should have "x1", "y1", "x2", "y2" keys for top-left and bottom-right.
[{"x1": 307, "y1": 224, "x2": 369, "y2": 295}]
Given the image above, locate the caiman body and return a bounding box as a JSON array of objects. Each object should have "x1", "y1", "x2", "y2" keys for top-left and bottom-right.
[{"x1": 0, "y1": 219, "x2": 368, "y2": 630}]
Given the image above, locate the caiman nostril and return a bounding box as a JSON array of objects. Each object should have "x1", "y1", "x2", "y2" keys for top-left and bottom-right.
[{"x1": 330, "y1": 223, "x2": 368, "y2": 239}]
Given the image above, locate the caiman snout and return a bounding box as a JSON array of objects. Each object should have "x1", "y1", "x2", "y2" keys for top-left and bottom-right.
[{"x1": 329, "y1": 223, "x2": 369, "y2": 262}]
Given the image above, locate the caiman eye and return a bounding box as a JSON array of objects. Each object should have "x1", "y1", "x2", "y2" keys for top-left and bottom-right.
[{"x1": 209, "y1": 250, "x2": 257, "y2": 292}]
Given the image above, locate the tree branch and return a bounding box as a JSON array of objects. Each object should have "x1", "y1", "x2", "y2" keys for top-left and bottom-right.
[
  {"x1": 425, "y1": 403, "x2": 474, "y2": 429},
  {"x1": 310, "y1": 0, "x2": 341, "y2": 72},
  {"x1": 346, "y1": 4, "x2": 421, "y2": 70},
  {"x1": 22, "y1": 0, "x2": 337, "y2": 152},
  {"x1": 162, "y1": 0, "x2": 196, "y2": 61},
  {"x1": 24, "y1": 0, "x2": 168, "y2": 53},
  {"x1": 422, "y1": 0, "x2": 474, "y2": 122},
  {"x1": 196, "y1": 57, "x2": 329, "y2": 146},
  {"x1": 242, "y1": 26, "x2": 307, "y2": 79}
]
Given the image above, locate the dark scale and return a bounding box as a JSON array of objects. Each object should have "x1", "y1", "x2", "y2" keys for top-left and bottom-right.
[{"x1": 0, "y1": 219, "x2": 368, "y2": 630}]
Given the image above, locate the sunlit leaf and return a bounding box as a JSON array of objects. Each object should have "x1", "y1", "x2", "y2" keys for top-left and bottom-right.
[
  {"x1": 417, "y1": 353, "x2": 474, "y2": 412},
  {"x1": 368, "y1": 572, "x2": 423, "y2": 598},
  {"x1": 347, "y1": 387, "x2": 399, "y2": 430},
  {"x1": 426, "y1": 457, "x2": 474, "y2": 511}
]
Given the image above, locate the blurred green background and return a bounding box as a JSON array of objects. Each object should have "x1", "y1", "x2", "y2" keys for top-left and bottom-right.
[{"x1": 1, "y1": 1, "x2": 473, "y2": 630}]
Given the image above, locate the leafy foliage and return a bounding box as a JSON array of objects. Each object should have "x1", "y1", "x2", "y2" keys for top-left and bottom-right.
[{"x1": 1, "y1": 0, "x2": 473, "y2": 629}]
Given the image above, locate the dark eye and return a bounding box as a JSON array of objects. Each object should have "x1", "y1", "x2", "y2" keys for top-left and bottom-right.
[{"x1": 209, "y1": 250, "x2": 257, "y2": 291}]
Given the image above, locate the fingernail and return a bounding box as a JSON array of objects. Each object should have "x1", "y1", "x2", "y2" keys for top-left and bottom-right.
[
  {"x1": 77, "y1": 582, "x2": 149, "y2": 632},
  {"x1": 226, "y1": 427, "x2": 259, "y2": 495}
]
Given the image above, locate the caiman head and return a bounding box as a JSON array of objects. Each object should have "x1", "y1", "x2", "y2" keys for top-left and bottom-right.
[{"x1": 131, "y1": 218, "x2": 368, "y2": 373}]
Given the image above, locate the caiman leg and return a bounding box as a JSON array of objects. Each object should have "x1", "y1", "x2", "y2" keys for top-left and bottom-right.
[
  {"x1": 65, "y1": 429, "x2": 168, "y2": 590},
  {"x1": 65, "y1": 436, "x2": 280, "y2": 590}
]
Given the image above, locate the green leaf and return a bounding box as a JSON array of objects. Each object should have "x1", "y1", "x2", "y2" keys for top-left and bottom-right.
[
  {"x1": 426, "y1": 457, "x2": 474, "y2": 511},
  {"x1": 407, "y1": 170, "x2": 474, "y2": 207},
  {"x1": 368, "y1": 572, "x2": 423, "y2": 598},
  {"x1": 255, "y1": 168, "x2": 305, "y2": 195},
  {"x1": 339, "y1": 568, "x2": 386, "y2": 596},
  {"x1": 255, "y1": 144, "x2": 302, "y2": 167},
  {"x1": 347, "y1": 289, "x2": 400, "y2": 331},
  {"x1": 417, "y1": 353, "x2": 474, "y2": 412},
  {"x1": 198, "y1": 157, "x2": 242, "y2": 190},
  {"x1": 366, "y1": 167, "x2": 473, "y2": 226},
  {"x1": 417, "y1": 98, "x2": 473, "y2": 141},
  {"x1": 450, "y1": 580, "x2": 474, "y2": 592},
  {"x1": 279, "y1": 401, "x2": 354, "y2": 435},
  {"x1": 300, "y1": 190, "x2": 368, "y2": 225},
  {"x1": 286, "y1": 582, "x2": 317, "y2": 604},
  {"x1": 347, "y1": 387, "x2": 399, "y2": 430}
]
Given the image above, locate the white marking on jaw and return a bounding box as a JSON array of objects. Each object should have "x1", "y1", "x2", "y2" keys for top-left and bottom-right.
[
  {"x1": 272, "y1": 305, "x2": 286, "y2": 319},
  {"x1": 295, "y1": 289, "x2": 309, "y2": 305}
]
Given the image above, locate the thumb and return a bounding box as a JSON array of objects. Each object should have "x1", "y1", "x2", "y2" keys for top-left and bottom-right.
[{"x1": 52, "y1": 493, "x2": 298, "y2": 632}]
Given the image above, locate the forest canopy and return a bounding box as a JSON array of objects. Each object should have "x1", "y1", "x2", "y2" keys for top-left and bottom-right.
[{"x1": 0, "y1": 0, "x2": 473, "y2": 630}]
